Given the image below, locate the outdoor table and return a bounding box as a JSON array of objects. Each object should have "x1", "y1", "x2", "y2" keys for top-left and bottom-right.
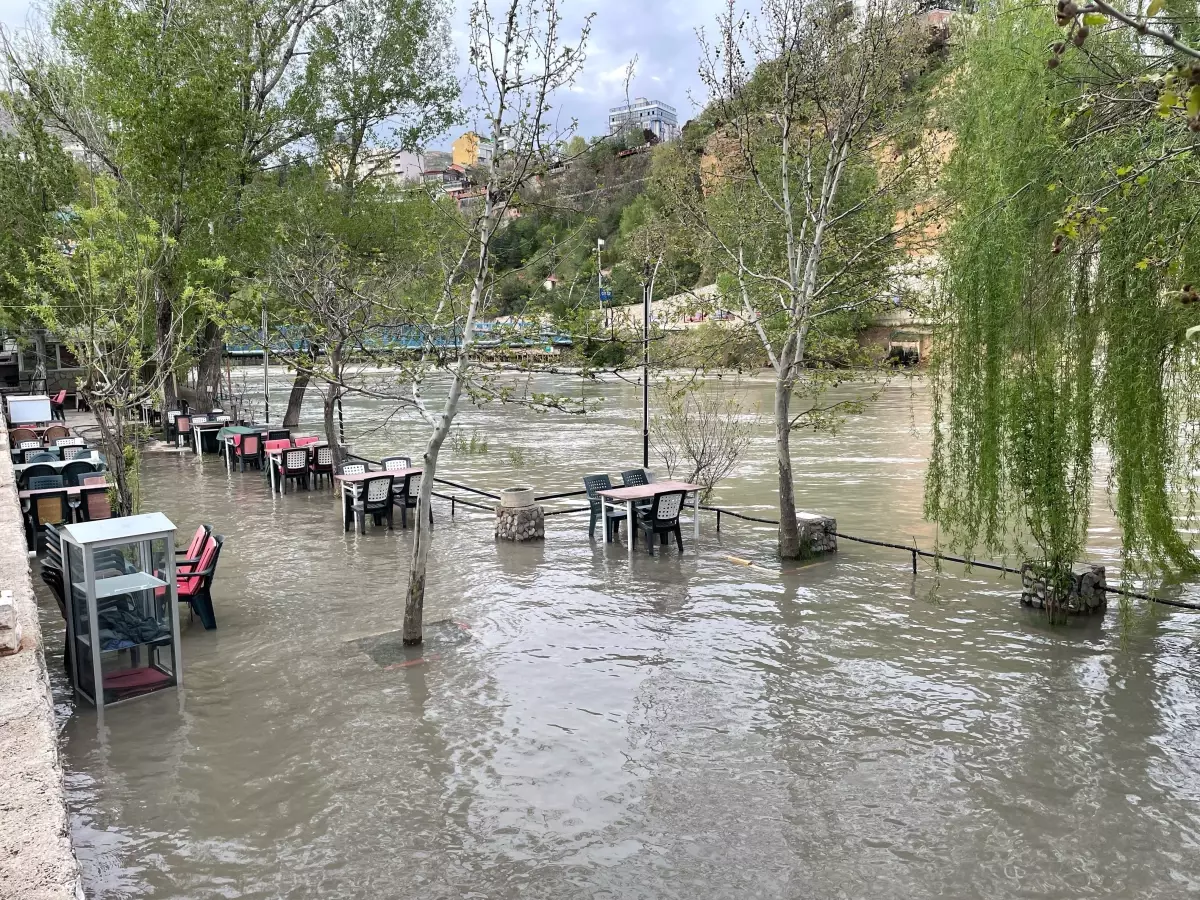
[
  {"x1": 217, "y1": 424, "x2": 273, "y2": 471},
  {"x1": 598, "y1": 480, "x2": 702, "y2": 558},
  {"x1": 14, "y1": 453, "x2": 104, "y2": 479},
  {"x1": 265, "y1": 440, "x2": 326, "y2": 494},
  {"x1": 333, "y1": 468, "x2": 420, "y2": 528},
  {"x1": 191, "y1": 417, "x2": 232, "y2": 455}
]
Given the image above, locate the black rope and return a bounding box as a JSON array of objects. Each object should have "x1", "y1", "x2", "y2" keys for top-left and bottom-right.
[
  {"x1": 301, "y1": 460, "x2": 1200, "y2": 613},
  {"x1": 543, "y1": 506, "x2": 590, "y2": 517},
  {"x1": 431, "y1": 491, "x2": 492, "y2": 512},
  {"x1": 535, "y1": 489, "x2": 588, "y2": 502},
  {"x1": 432, "y1": 477, "x2": 499, "y2": 500}
]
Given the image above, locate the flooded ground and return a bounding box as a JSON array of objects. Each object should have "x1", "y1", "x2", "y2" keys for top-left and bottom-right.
[{"x1": 39, "y1": 372, "x2": 1200, "y2": 898}]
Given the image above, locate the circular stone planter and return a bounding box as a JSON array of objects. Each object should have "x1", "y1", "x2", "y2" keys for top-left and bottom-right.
[{"x1": 499, "y1": 486, "x2": 536, "y2": 508}]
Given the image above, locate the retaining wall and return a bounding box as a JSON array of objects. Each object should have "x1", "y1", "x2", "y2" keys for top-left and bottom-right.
[{"x1": 0, "y1": 419, "x2": 83, "y2": 900}]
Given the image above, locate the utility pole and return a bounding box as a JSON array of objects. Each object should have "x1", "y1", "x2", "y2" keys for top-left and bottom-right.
[
  {"x1": 597, "y1": 237, "x2": 607, "y2": 333},
  {"x1": 642, "y1": 269, "x2": 650, "y2": 468},
  {"x1": 261, "y1": 301, "x2": 270, "y2": 424}
]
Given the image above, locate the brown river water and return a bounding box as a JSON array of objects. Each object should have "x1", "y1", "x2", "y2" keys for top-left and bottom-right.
[{"x1": 35, "y1": 371, "x2": 1200, "y2": 899}]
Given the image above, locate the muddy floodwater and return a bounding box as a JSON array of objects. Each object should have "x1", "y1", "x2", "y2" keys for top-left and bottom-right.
[{"x1": 38, "y1": 372, "x2": 1200, "y2": 899}]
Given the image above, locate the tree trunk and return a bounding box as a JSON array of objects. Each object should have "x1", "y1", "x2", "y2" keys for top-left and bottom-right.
[
  {"x1": 402, "y1": 420, "x2": 450, "y2": 645},
  {"x1": 775, "y1": 372, "x2": 801, "y2": 559},
  {"x1": 322, "y1": 387, "x2": 339, "y2": 466},
  {"x1": 195, "y1": 320, "x2": 225, "y2": 411},
  {"x1": 283, "y1": 368, "x2": 310, "y2": 428},
  {"x1": 32, "y1": 329, "x2": 47, "y2": 392},
  {"x1": 156, "y1": 281, "x2": 178, "y2": 412}
]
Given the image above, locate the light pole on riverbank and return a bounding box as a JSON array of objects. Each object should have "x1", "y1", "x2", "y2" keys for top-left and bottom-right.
[
  {"x1": 642, "y1": 271, "x2": 650, "y2": 468},
  {"x1": 261, "y1": 300, "x2": 270, "y2": 423}
]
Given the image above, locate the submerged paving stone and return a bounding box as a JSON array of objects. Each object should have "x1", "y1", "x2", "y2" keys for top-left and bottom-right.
[{"x1": 351, "y1": 619, "x2": 473, "y2": 669}]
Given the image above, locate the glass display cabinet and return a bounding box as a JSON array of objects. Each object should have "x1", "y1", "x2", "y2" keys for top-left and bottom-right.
[{"x1": 59, "y1": 513, "x2": 182, "y2": 709}]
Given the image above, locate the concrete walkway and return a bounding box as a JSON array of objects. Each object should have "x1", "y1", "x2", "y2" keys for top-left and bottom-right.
[{"x1": 0, "y1": 416, "x2": 83, "y2": 900}]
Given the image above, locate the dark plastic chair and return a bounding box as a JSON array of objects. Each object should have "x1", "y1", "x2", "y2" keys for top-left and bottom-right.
[
  {"x1": 620, "y1": 468, "x2": 650, "y2": 489},
  {"x1": 77, "y1": 475, "x2": 113, "y2": 522},
  {"x1": 24, "y1": 449, "x2": 59, "y2": 464},
  {"x1": 310, "y1": 445, "x2": 334, "y2": 486},
  {"x1": 382, "y1": 456, "x2": 413, "y2": 470},
  {"x1": 279, "y1": 448, "x2": 310, "y2": 493},
  {"x1": 267, "y1": 429, "x2": 291, "y2": 443},
  {"x1": 235, "y1": 433, "x2": 262, "y2": 472},
  {"x1": 338, "y1": 462, "x2": 368, "y2": 475},
  {"x1": 394, "y1": 472, "x2": 432, "y2": 528},
  {"x1": 68, "y1": 448, "x2": 94, "y2": 461},
  {"x1": 53, "y1": 436, "x2": 84, "y2": 449},
  {"x1": 61, "y1": 460, "x2": 95, "y2": 487},
  {"x1": 24, "y1": 478, "x2": 68, "y2": 551},
  {"x1": 349, "y1": 475, "x2": 394, "y2": 533},
  {"x1": 18, "y1": 464, "x2": 57, "y2": 489},
  {"x1": 636, "y1": 490, "x2": 686, "y2": 555},
  {"x1": 583, "y1": 474, "x2": 626, "y2": 541}
]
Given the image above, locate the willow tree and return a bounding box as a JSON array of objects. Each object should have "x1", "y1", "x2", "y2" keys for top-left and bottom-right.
[
  {"x1": 926, "y1": 0, "x2": 1200, "y2": 617},
  {"x1": 656, "y1": 0, "x2": 935, "y2": 557}
]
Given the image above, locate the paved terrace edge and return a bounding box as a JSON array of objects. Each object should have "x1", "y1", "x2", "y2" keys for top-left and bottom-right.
[{"x1": 0, "y1": 417, "x2": 84, "y2": 900}]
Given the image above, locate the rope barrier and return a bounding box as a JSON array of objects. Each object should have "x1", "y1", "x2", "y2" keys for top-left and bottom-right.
[{"x1": 305, "y1": 460, "x2": 1200, "y2": 612}]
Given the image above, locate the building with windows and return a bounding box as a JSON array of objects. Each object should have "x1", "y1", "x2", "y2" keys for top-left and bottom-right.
[
  {"x1": 608, "y1": 98, "x2": 678, "y2": 143},
  {"x1": 452, "y1": 132, "x2": 495, "y2": 168}
]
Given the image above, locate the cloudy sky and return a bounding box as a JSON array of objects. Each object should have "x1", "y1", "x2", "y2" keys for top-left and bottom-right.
[{"x1": 0, "y1": 0, "x2": 727, "y2": 147}]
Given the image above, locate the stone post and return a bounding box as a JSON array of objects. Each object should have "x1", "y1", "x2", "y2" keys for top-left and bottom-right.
[
  {"x1": 1020, "y1": 562, "x2": 1107, "y2": 616},
  {"x1": 797, "y1": 512, "x2": 837, "y2": 559},
  {"x1": 495, "y1": 486, "x2": 545, "y2": 542}
]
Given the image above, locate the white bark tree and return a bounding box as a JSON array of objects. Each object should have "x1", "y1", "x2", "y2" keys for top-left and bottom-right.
[
  {"x1": 399, "y1": 0, "x2": 593, "y2": 644},
  {"x1": 663, "y1": 0, "x2": 935, "y2": 557}
]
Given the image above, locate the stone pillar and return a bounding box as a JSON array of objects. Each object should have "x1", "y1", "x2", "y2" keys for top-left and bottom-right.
[
  {"x1": 495, "y1": 486, "x2": 544, "y2": 542},
  {"x1": 797, "y1": 512, "x2": 837, "y2": 558},
  {"x1": 1020, "y1": 562, "x2": 1107, "y2": 616},
  {"x1": 495, "y1": 505, "x2": 545, "y2": 541}
]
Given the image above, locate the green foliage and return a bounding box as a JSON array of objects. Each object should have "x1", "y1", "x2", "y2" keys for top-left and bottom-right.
[
  {"x1": 447, "y1": 428, "x2": 489, "y2": 454},
  {"x1": 0, "y1": 95, "x2": 79, "y2": 326},
  {"x1": 927, "y1": 1, "x2": 1200, "y2": 609}
]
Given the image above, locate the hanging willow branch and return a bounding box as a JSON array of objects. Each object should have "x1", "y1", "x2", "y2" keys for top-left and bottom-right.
[{"x1": 926, "y1": 1, "x2": 1200, "y2": 620}]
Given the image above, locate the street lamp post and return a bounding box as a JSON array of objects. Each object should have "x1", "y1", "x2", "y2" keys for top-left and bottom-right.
[
  {"x1": 261, "y1": 300, "x2": 270, "y2": 424},
  {"x1": 642, "y1": 267, "x2": 650, "y2": 468},
  {"x1": 597, "y1": 238, "x2": 607, "y2": 332}
]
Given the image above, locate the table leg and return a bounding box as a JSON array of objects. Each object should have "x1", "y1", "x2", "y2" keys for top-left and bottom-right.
[
  {"x1": 269, "y1": 458, "x2": 276, "y2": 494},
  {"x1": 626, "y1": 500, "x2": 635, "y2": 558},
  {"x1": 693, "y1": 490, "x2": 700, "y2": 540}
]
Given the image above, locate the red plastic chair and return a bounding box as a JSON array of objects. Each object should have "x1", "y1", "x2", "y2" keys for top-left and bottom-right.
[
  {"x1": 176, "y1": 524, "x2": 212, "y2": 574},
  {"x1": 50, "y1": 389, "x2": 67, "y2": 421},
  {"x1": 175, "y1": 415, "x2": 193, "y2": 448},
  {"x1": 294, "y1": 436, "x2": 320, "y2": 447},
  {"x1": 235, "y1": 433, "x2": 262, "y2": 471}
]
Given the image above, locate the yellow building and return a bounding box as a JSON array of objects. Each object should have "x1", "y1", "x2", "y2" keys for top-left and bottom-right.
[{"x1": 451, "y1": 132, "x2": 494, "y2": 168}]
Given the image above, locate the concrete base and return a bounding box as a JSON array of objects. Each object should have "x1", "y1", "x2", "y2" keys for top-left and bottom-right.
[
  {"x1": 797, "y1": 512, "x2": 837, "y2": 558},
  {"x1": 1020, "y1": 562, "x2": 1107, "y2": 616},
  {"x1": 0, "y1": 421, "x2": 83, "y2": 898},
  {"x1": 495, "y1": 504, "x2": 545, "y2": 541}
]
